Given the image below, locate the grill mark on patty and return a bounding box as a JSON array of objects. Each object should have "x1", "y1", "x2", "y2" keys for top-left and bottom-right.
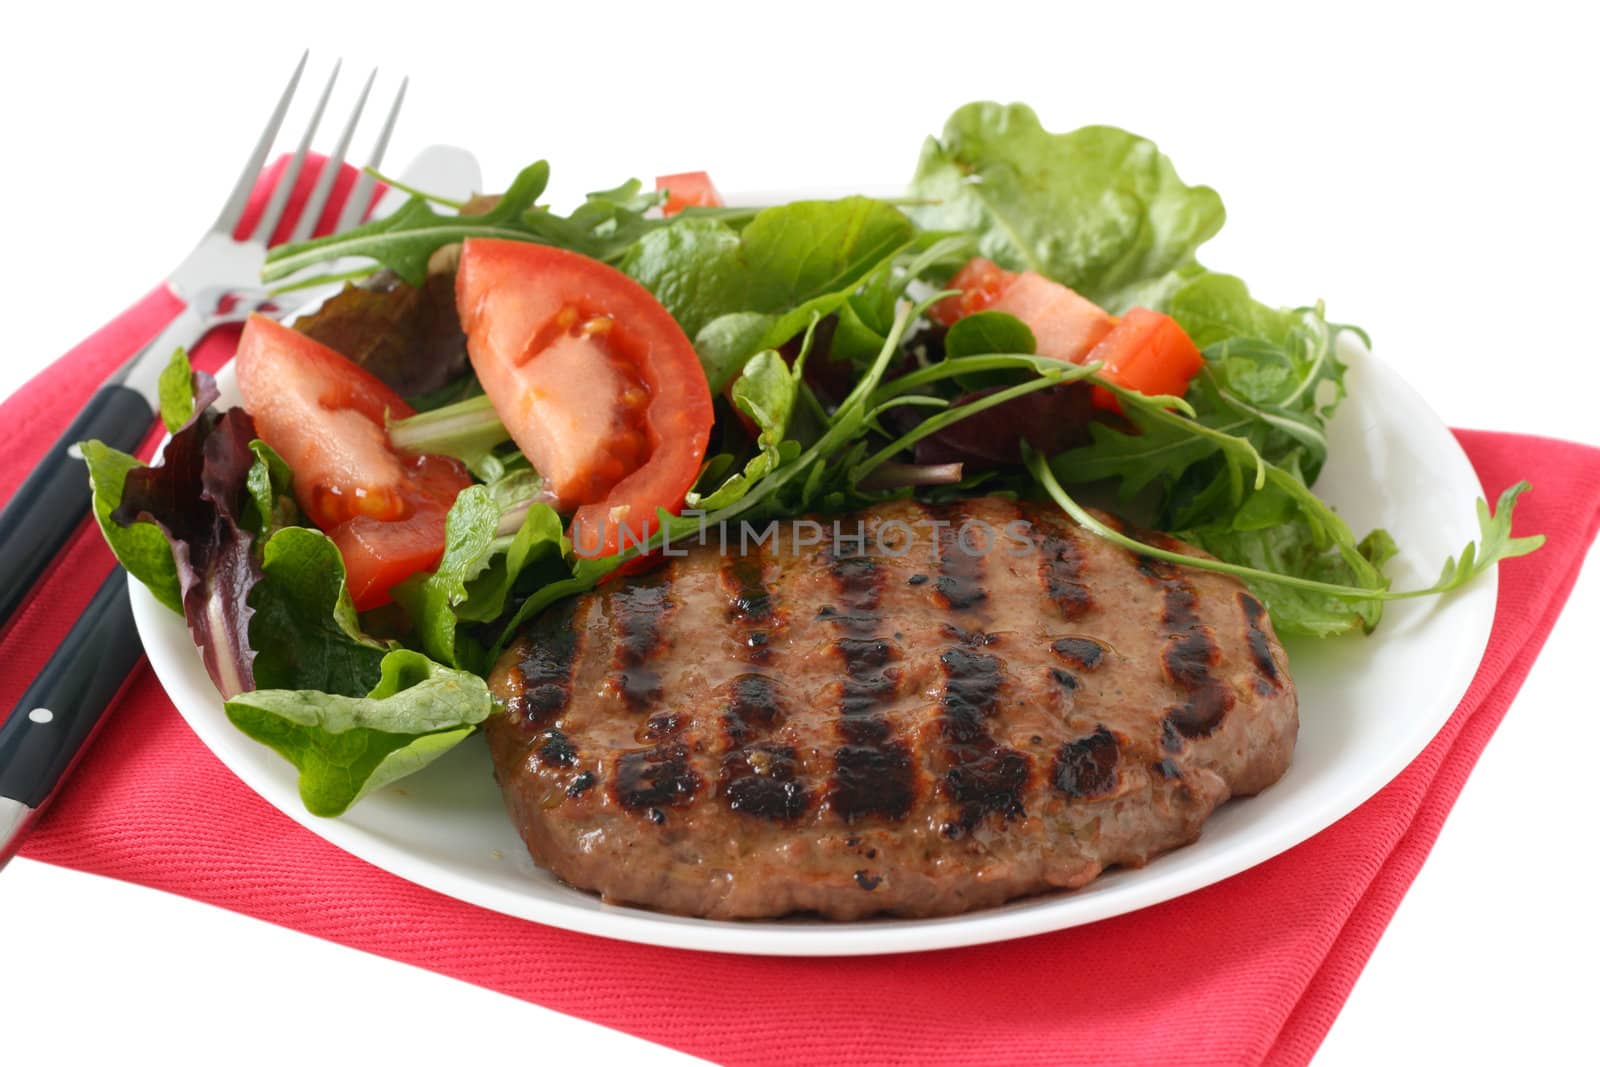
[
  {"x1": 824, "y1": 548, "x2": 913, "y2": 822},
  {"x1": 506, "y1": 598, "x2": 582, "y2": 732},
  {"x1": 614, "y1": 741, "x2": 701, "y2": 812},
  {"x1": 610, "y1": 577, "x2": 673, "y2": 710},
  {"x1": 1052, "y1": 726, "x2": 1120, "y2": 799},
  {"x1": 939, "y1": 645, "x2": 1030, "y2": 835},
  {"x1": 723, "y1": 553, "x2": 774, "y2": 624},
  {"x1": 723, "y1": 552, "x2": 775, "y2": 664},
  {"x1": 1146, "y1": 568, "x2": 1234, "y2": 741},
  {"x1": 721, "y1": 742, "x2": 809, "y2": 821},
  {"x1": 1238, "y1": 593, "x2": 1281, "y2": 685},
  {"x1": 1050, "y1": 636, "x2": 1105, "y2": 671},
  {"x1": 723, "y1": 674, "x2": 781, "y2": 744},
  {"x1": 931, "y1": 504, "x2": 988, "y2": 612},
  {"x1": 932, "y1": 510, "x2": 1030, "y2": 835},
  {"x1": 1037, "y1": 520, "x2": 1093, "y2": 620}
]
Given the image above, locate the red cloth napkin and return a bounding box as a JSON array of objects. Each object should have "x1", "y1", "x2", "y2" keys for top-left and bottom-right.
[{"x1": 5, "y1": 166, "x2": 1599, "y2": 1067}]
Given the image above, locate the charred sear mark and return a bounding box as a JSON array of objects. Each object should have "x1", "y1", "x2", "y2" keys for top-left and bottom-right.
[
  {"x1": 932, "y1": 506, "x2": 988, "y2": 612},
  {"x1": 1160, "y1": 583, "x2": 1233, "y2": 739},
  {"x1": 507, "y1": 598, "x2": 582, "y2": 730},
  {"x1": 1052, "y1": 726, "x2": 1120, "y2": 799},
  {"x1": 610, "y1": 578, "x2": 673, "y2": 710},
  {"x1": 614, "y1": 741, "x2": 701, "y2": 812},
  {"x1": 944, "y1": 622, "x2": 999, "y2": 647},
  {"x1": 823, "y1": 550, "x2": 914, "y2": 822},
  {"x1": 1037, "y1": 524, "x2": 1093, "y2": 620},
  {"x1": 939, "y1": 645, "x2": 1030, "y2": 834},
  {"x1": 1050, "y1": 636, "x2": 1105, "y2": 671},
  {"x1": 722, "y1": 553, "x2": 773, "y2": 624},
  {"x1": 1239, "y1": 593, "x2": 1281, "y2": 684},
  {"x1": 565, "y1": 771, "x2": 595, "y2": 797},
  {"x1": 643, "y1": 712, "x2": 683, "y2": 740},
  {"x1": 534, "y1": 728, "x2": 577, "y2": 768},
  {"x1": 1136, "y1": 554, "x2": 1178, "y2": 581},
  {"x1": 721, "y1": 742, "x2": 810, "y2": 820},
  {"x1": 1050, "y1": 668, "x2": 1079, "y2": 691},
  {"x1": 723, "y1": 673, "x2": 782, "y2": 746},
  {"x1": 1152, "y1": 759, "x2": 1183, "y2": 780},
  {"x1": 854, "y1": 870, "x2": 882, "y2": 891},
  {"x1": 1131, "y1": 561, "x2": 1236, "y2": 742}
]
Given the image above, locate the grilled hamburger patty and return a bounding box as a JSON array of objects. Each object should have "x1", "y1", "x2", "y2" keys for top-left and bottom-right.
[{"x1": 485, "y1": 496, "x2": 1297, "y2": 919}]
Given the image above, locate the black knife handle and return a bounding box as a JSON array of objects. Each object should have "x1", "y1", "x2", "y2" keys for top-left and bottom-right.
[
  {"x1": 0, "y1": 569, "x2": 143, "y2": 811},
  {"x1": 0, "y1": 384, "x2": 154, "y2": 629}
]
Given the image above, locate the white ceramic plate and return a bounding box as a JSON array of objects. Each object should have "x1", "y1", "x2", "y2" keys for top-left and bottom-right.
[{"x1": 130, "y1": 186, "x2": 1496, "y2": 957}]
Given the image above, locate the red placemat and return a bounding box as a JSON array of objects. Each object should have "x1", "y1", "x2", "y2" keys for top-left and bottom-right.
[{"x1": 4, "y1": 167, "x2": 1598, "y2": 1067}]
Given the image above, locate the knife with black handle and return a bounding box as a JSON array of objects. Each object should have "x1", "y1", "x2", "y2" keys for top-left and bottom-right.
[
  {"x1": 0, "y1": 319, "x2": 186, "y2": 631},
  {"x1": 0, "y1": 569, "x2": 144, "y2": 869}
]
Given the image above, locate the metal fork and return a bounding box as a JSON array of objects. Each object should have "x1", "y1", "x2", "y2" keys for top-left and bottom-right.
[{"x1": 0, "y1": 53, "x2": 406, "y2": 630}]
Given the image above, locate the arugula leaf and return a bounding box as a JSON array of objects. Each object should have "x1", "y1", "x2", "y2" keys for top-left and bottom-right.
[
  {"x1": 909, "y1": 103, "x2": 1225, "y2": 311},
  {"x1": 224, "y1": 649, "x2": 491, "y2": 817},
  {"x1": 730, "y1": 348, "x2": 799, "y2": 449},
  {"x1": 263, "y1": 164, "x2": 667, "y2": 288},
  {"x1": 1418, "y1": 482, "x2": 1545, "y2": 596}
]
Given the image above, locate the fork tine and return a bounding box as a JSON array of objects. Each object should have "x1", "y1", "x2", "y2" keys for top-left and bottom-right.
[
  {"x1": 288, "y1": 67, "x2": 376, "y2": 244},
  {"x1": 248, "y1": 59, "x2": 341, "y2": 244},
  {"x1": 211, "y1": 50, "x2": 308, "y2": 236},
  {"x1": 333, "y1": 75, "x2": 406, "y2": 234}
]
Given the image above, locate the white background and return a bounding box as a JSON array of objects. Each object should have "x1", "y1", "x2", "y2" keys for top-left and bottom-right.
[{"x1": 2, "y1": 2, "x2": 1596, "y2": 1064}]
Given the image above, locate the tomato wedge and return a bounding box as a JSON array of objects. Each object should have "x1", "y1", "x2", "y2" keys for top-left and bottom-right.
[
  {"x1": 1086, "y1": 307, "x2": 1205, "y2": 412},
  {"x1": 654, "y1": 170, "x2": 723, "y2": 216},
  {"x1": 235, "y1": 314, "x2": 472, "y2": 610},
  {"x1": 455, "y1": 238, "x2": 714, "y2": 558},
  {"x1": 932, "y1": 257, "x2": 1115, "y2": 364}
]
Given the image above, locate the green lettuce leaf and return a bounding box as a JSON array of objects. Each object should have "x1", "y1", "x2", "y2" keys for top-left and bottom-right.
[
  {"x1": 81, "y1": 440, "x2": 182, "y2": 613},
  {"x1": 250, "y1": 525, "x2": 390, "y2": 693},
  {"x1": 622, "y1": 196, "x2": 914, "y2": 386},
  {"x1": 393, "y1": 486, "x2": 569, "y2": 673},
  {"x1": 224, "y1": 649, "x2": 491, "y2": 817},
  {"x1": 909, "y1": 102, "x2": 1224, "y2": 311}
]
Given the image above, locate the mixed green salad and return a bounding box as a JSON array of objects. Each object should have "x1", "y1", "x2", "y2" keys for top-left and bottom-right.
[{"x1": 85, "y1": 102, "x2": 1542, "y2": 817}]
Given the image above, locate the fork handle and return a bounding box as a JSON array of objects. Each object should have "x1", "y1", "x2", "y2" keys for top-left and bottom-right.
[{"x1": 0, "y1": 385, "x2": 154, "y2": 629}]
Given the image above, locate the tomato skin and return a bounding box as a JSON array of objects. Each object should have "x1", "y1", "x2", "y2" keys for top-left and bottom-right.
[
  {"x1": 930, "y1": 257, "x2": 1013, "y2": 325},
  {"x1": 655, "y1": 171, "x2": 723, "y2": 216},
  {"x1": 931, "y1": 257, "x2": 1115, "y2": 363},
  {"x1": 1087, "y1": 308, "x2": 1205, "y2": 412},
  {"x1": 455, "y1": 239, "x2": 714, "y2": 558},
  {"x1": 235, "y1": 314, "x2": 472, "y2": 610}
]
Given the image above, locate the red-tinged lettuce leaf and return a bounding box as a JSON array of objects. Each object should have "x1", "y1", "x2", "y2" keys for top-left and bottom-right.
[
  {"x1": 293, "y1": 271, "x2": 469, "y2": 398},
  {"x1": 113, "y1": 406, "x2": 262, "y2": 696},
  {"x1": 914, "y1": 381, "x2": 1092, "y2": 468}
]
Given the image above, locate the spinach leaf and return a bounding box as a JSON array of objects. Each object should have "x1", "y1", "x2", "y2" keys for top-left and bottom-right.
[
  {"x1": 944, "y1": 311, "x2": 1035, "y2": 360},
  {"x1": 224, "y1": 649, "x2": 491, "y2": 817},
  {"x1": 910, "y1": 102, "x2": 1224, "y2": 311}
]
